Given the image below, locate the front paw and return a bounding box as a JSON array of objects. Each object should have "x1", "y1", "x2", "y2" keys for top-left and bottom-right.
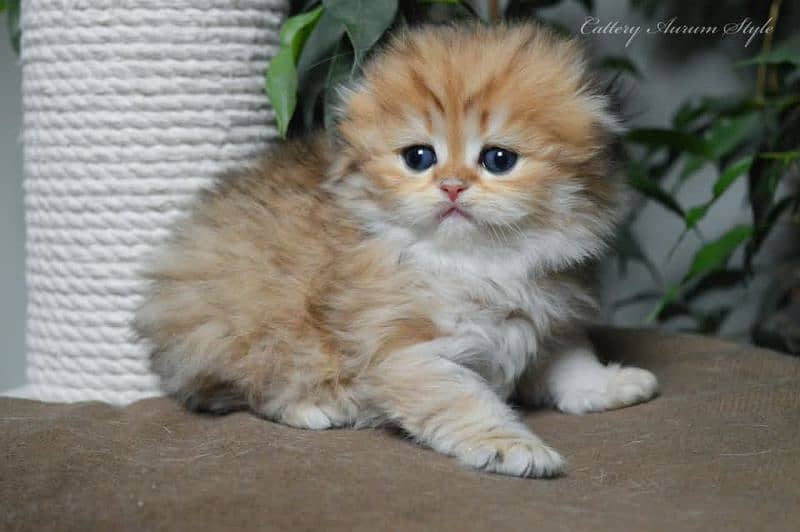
[
  {"x1": 554, "y1": 366, "x2": 659, "y2": 415},
  {"x1": 606, "y1": 367, "x2": 659, "y2": 409},
  {"x1": 455, "y1": 434, "x2": 566, "y2": 478}
]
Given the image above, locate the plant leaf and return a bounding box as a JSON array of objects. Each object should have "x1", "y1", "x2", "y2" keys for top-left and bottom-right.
[
  {"x1": 627, "y1": 174, "x2": 685, "y2": 218},
  {"x1": 647, "y1": 285, "x2": 681, "y2": 322},
  {"x1": 675, "y1": 114, "x2": 756, "y2": 184},
  {"x1": 705, "y1": 113, "x2": 759, "y2": 159},
  {"x1": 683, "y1": 269, "x2": 746, "y2": 301},
  {"x1": 626, "y1": 128, "x2": 713, "y2": 158},
  {"x1": 684, "y1": 156, "x2": 753, "y2": 229},
  {"x1": 759, "y1": 151, "x2": 800, "y2": 164},
  {"x1": 323, "y1": 39, "x2": 354, "y2": 130},
  {"x1": 684, "y1": 225, "x2": 753, "y2": 282},
  {"x1": 736, "y1": 35, "x2": 800, "y2": 66},
  {"x1": 297, "y1": 10, "x2": 346, "y2": 83},
  {"x1": 265, "y1": 47, "x2": 298, "y2": 138},
  {"x1": 713, "y1": 156, "x2": 753, "y2": 197},
  {"x1": 7, "y1": 0, "x2": 19, "y2": 54},
  {"x1": 684, "y1": 204, "x2": 710, "y2": 229},
  {"x1": 280, "y1": 6, "x2": 324, "y2": 63},
  {"x1": 324, "y1": 0, "x2": 398, "y2": 64}
]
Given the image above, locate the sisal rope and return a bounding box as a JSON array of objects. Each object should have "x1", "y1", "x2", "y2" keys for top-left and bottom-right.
[{"x1": 21, "y1": 0, "x2": 288, "y2": 404}]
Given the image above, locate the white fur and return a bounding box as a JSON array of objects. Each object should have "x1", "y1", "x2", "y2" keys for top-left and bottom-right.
[{"x1": 526, "y1": 343, "x2": 659, "y2": 414}]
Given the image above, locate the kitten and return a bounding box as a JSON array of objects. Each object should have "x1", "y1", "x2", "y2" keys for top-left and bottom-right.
[{"x1": 135, "y1": 23, "x2": 658, "y2": 478}]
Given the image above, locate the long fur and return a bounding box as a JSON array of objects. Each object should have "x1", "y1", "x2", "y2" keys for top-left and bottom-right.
[{"x1": 135, "y1": 23, "x2": 657, "y2": 477}]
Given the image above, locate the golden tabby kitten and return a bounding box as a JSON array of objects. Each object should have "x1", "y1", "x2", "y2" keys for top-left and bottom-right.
[{"x1": 135, "y1": 23, "x2": 658, "y2": 477}]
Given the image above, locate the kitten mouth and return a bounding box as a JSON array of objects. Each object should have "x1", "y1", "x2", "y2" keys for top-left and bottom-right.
[{"x1": 438, "y1": 206, "x2": 472, "y2": 222}]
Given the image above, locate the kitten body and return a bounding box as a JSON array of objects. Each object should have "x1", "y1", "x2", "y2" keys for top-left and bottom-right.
[{"x1": 135, "y1": 24, "x2": 658, "y2": 477}]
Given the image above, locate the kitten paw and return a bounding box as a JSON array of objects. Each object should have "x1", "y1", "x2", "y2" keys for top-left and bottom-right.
[
  {"x1": 555, "y1": 366, "x2": 658, "y2": 415},
  {"x1": 606, "y1": 367, "x2": 659, "y2": 410},
  {"x1": 279, "y1": 402, "x2": 351, "y2": 430},
  {"x1": 456, "y1": 435, "x2": 565, "y2": 478}
]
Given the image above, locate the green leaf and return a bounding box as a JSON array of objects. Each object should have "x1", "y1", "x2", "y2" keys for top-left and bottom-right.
[
  {"x1": 677, "y1": 112, "x2": 756, "y2": 184},
  {"x1": 324, "y1": 0, "x2": 397, "y2": 64},
  {"x1": 0, "y1": 1, "x2": 7, "y2": 12},
  {"x1": 323, "y1": 39, "x2": 354, "y2": 129},
  {"x1": 647, "y1": 285, "x2": 681, "y2": 323},
  {"x1": 684, "y1": 205, "x2": 710, "y2": 229},
  {"x1": 759, "y1": 151, "x2": 800, "y2": 164},
  {"x1": 713, "y1": 156, "x2": 753, "y2": 197},
  {"x1": 627, "y1": 174, "x2": 685, "y2": 218},
  {"x1": 683, "y1": 269, "x2": 746, "y2": 301},
  {"x1": 684, "y1": 156, "x2": 753, "y2": 229},
  {"x1": 705, "y1": 113, "x2": 759, "y2": 159},
  {"x1": 297, "y1": 10, "x2": 346, "y2": 81},
  {"x1": 684, "y1": 225, "x2": 753, "y2": 282},
  {"x1": 265, "y1": 47, "x2": 298, "y2": 138},
  {"x1": 736, "y1": 35, "x2": 800, "y2": 67},
  {"x1": 280, "y1": 6, "x2": 324, "y2": 63},
  {"x1": 597, "y1": 55, "x2": 642, "y2": 79},
  {"x1": 7, "y1": 0, "x2": 20, "y2": 54},
  {"x1": 575, "y1": 0, "x2": 594, "y2": 12},
  {"x1": 626, "y1": 128, "x2": 713, "y2": 158}
]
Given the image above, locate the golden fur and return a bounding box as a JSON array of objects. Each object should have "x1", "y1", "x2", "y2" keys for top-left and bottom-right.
[{"x1": 135, "y1": 23, "x2": 657, "y2": 477}]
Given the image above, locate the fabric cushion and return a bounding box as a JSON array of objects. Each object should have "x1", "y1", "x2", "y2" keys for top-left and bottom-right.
[{"x1": 2, "y1": 327, "x2": 798, "y2": 531}]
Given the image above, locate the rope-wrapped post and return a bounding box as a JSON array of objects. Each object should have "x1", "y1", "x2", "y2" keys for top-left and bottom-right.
[{"x1": 21, "y1": 0, "x2": 288, "y2": 404}]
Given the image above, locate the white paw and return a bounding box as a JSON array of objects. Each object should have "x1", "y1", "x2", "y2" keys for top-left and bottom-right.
[
  {"x1": 554, "y1": 366, "x2": 659, "y2": 415},
  {"x1": 456, "y1": 435, "x2": 566, "y2": 478},
  {"x1": 280, "y1": 403, "x2": 335, "y2": 430},
  {"x1": 606, "y1": 367, "x2": 659, "y2": 409},
  {"x1": 555, "y1": 390, "x2": 611, "y2": 415}
]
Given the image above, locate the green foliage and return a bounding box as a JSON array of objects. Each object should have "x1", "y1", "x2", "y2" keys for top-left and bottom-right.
[
  {"x1": 5, "y1": 0, "x2": 19, "y2": 54},
  {"x1": 266, "y1": 6, "x2": 326, "y2": 137},
  {"x1": 265, "y1": 48, "x2": 299, "y2": 139},
  {"x1": 325, "y1": 0, "x2": 398, "y2": 64},
  {"x1": 736, "y1": 35, "x2": 800, "y2": 67}
]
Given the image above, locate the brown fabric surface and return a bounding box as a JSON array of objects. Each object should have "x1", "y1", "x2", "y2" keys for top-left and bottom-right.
[{"x1": 2, "y1": 327, "x2": 799, "y2": 532}]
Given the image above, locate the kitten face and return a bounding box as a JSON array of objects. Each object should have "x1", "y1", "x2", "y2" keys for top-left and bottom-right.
[{"x1": 334, "y1": 24, "x2": 620, "y2": 255}]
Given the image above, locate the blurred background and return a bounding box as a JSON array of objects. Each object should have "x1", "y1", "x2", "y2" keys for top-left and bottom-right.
[{"x1": 1, "y1": 0, "x2": 798, "y2": 391}]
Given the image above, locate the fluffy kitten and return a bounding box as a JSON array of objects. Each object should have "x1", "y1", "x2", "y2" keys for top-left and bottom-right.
[{"x1": 135, "y1": 23, "x2": 658, "y2": 478}]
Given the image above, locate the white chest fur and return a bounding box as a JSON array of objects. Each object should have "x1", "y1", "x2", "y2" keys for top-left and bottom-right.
[{"x1": 399, "y1": 238, "x2": 581, "y2": 398}]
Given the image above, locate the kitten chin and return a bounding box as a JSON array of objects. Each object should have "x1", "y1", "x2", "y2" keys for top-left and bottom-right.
[{"x1": 135, "y1": 22, "x2": 657, "y2": 478}]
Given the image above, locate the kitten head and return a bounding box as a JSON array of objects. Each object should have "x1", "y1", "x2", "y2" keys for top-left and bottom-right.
[{"x1": 329, "y1": 23, "x2": 622, "y2": 269}]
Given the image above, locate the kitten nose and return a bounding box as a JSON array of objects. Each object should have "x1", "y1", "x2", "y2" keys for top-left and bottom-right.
[{"x1": 440, "y1": 182, "x2": 469, "y2": 202}]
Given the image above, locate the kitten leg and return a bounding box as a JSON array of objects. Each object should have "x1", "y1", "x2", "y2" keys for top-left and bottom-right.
[
  {"x1": 520, "y1": 338, "x2": 658, "y2": 415},
  {"x1": 364, "y1": 340, "x2": 565, "y2": 478}
]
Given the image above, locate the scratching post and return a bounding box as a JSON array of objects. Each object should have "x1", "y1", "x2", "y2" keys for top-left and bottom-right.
[{"x1": 21, "y1": 0, "x2": 287, "y2": 403}]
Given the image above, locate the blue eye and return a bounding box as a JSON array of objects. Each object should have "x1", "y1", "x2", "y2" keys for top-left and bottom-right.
[
  {"x1": 480, "y1": 147, "x2": 518, "y2": 174},
  {"x1": 402, "y1": 145, "x2": 437, "y2": 171}
]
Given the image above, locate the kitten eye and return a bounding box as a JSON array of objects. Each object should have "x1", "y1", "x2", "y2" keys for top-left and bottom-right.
[
  {"x1": 480, "y1": 147, "x2": 518, "y2": 174},
  {"x1": 401, "y1": 145, "x2": 437, "y2": 172}
]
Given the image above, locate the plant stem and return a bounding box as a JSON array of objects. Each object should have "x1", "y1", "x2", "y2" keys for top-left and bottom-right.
[{"x1": 756, "y1": 0, "x2": 783, "y2": 101}]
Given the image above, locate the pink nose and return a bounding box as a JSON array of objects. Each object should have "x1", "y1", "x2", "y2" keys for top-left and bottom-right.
[{"x1": 440, "y1": 183, "x2": 469, "y2": 202}]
